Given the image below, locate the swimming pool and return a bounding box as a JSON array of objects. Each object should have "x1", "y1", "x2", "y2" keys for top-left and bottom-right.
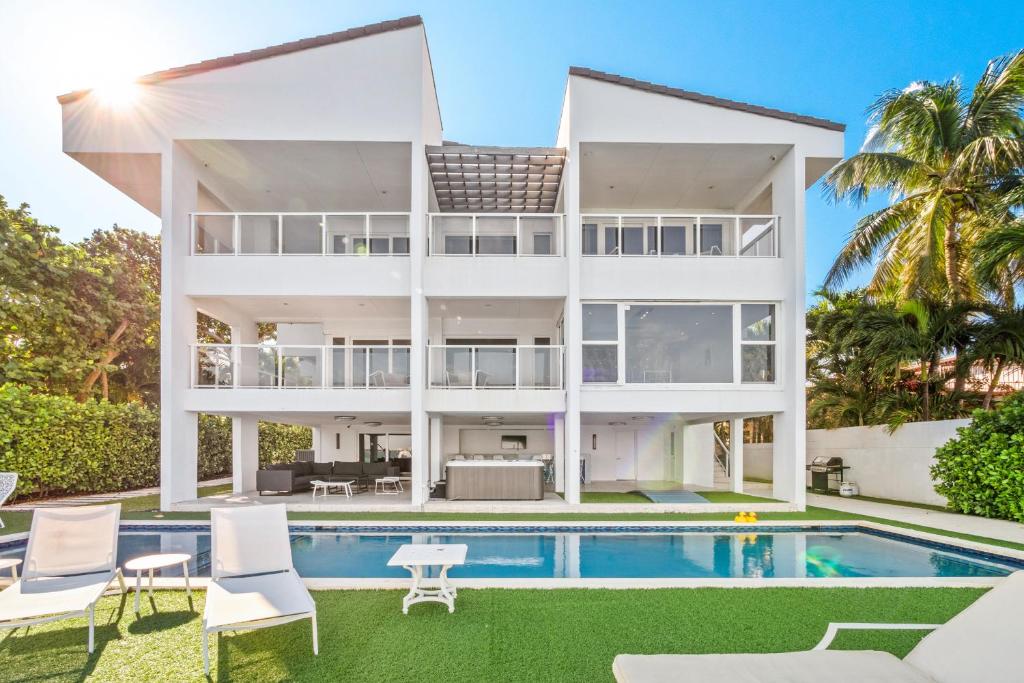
[{"x1": 1, "y1": 525, "x2": 1020, "y2": 579}]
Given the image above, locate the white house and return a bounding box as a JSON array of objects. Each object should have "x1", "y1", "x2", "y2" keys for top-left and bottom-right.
[{"x1": 56, "y1": 16, "x2": 844, "y2": 510}]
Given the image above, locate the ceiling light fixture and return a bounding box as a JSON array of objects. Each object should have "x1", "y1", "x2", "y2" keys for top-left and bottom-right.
[
  {"x1": 631, "y1": 415, "x2": 654, "y2": 422},
  {"x1": 364, "y1": 421, "x2": 383, "y2": 427},
  {"x1": 609, "y1": 421, "x2": 628, "y2": 426},
  {"x1": 483, "y1": 420, "x2": 503, "y2": 427},
  {"x1": 334, "y1": 415, "x2": 357, "y2": 422},
  {"x1": 481, "y1": 416, "x2": 503, "y2": 421}
]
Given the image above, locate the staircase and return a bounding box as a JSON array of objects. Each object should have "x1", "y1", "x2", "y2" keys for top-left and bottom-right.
[{"x1": 713, "y1": 458, "x2": 731, "y2": 488}]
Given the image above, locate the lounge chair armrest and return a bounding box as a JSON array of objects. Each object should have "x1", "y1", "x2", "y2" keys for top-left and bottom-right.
[{"x1": 813, "y1": 622, "x2": 942, "y2": 650}]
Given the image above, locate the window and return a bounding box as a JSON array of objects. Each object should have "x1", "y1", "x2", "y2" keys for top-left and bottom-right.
[
  {"x1": 583, "y1": 304, "x2": 618, "y2": 383},
  {"x1": 625, "y1": 305, "x2": 733, "y2": 383},
  {"x1": 581, "y1": 302, "x2": 778, "y2": 385},
  {"x1": 741, "y1": 304, "x2": 776, "y2": 383},
  {"x1": 661, "y1": 225, "x2": 687, "y2": 255},
  {"x1": 582, "y1": 224, "x2": 598, "y2": 255}
]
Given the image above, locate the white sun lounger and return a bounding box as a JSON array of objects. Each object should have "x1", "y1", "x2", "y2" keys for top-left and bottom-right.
[
  {"x1": 613, "y1": 569, "x2": 1024, "y2": 683},
  {"x1": 202, "y1": 504, "x2": 318, "y2": 674},
  {"x1": 0, "y1": 504, "x2": 126, "y2": 653}
]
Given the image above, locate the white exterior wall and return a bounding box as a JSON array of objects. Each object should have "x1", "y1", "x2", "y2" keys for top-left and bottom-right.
[
  {"x1": 806, "y1": 420, "x2": 968, "y2": 506},
  {"x1": 61, "y1": 21, "x2": 840, "y2": 510}
]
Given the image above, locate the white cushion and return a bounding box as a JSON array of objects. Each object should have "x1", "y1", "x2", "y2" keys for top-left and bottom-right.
[
  {"x1": 0, "y1": 572, "x2": 114, "y2": 621},
  {"x1": 613, "y1": 651, "x2": 934, "y2": 683},
  {"x1": 204, "y1": 570, "x2": 315, "y2": 630},
  {"x1": 904, "y1": 570, "x2": 1024, "y2": 683}
]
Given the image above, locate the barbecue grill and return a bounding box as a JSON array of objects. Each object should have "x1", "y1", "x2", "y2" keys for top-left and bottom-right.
[{"x1": 806, "y1": 456, "x2": 850, "y2": 492}]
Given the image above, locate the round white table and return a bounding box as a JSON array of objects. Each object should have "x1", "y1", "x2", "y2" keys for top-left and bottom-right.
[
  {"x1": 0, "y1": 557, "x2": 21, "y2": 582},
  {"x1": 124, "y1": 553, "x2": 192, "y2": 614}
]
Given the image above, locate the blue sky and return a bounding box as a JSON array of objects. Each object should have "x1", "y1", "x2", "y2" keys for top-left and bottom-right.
[{"x1": 3, "y1": 0, "x2": 1022, "y2": 301}]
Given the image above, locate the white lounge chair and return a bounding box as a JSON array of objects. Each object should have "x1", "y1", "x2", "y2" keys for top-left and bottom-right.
[
  {"x1": 203, "y1": 504, "x2": 317, "y2": 674},
  {"x1": 612, "y1": 570, "x2": 1024, "y2": 683},
  {"x1": 0, "y1": 472, "x2": 16, "y2": 529},
  {"x1": 0, "y1": 504, "x2": 126, "y2": 653}
]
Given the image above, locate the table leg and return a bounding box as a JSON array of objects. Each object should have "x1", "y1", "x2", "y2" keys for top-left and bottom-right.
[
  {"x1": 439, "y1": 564, "x2": 457, "y2": 612},
  {"x1": 401, "y1": 564, "x2": 423, "y2": 615},
  {"x1": 10, "y1": 565, "x2": 17, "y2": 582},
  {"x1": 182, "y1": 561, "x2": 192, "y2": 599},
  {"x1": 134, "y1": 570, "x2": 142, "y2": 614},
  {"x1": 148, "y1": 567, "x2": 155, "y2": 599}
]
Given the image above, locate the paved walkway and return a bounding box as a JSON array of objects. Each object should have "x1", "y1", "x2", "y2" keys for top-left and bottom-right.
[
  {"x1": 807, "y1": 492, "x2": 1024, "y2": 545},
  {"x1": 10, "y1": 478, "x2": 231, "y2": 510}
]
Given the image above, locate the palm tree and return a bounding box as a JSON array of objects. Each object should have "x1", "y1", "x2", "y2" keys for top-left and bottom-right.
[
  {"x1": 823, "y1": 50, "x2": 1024, "y2": 303},
  {"x1": 850, "y1": 300, "x2": 978, "y2": 421},
  {"x1": 959, "y1": 306, "x2": 1024, "y2": 409}
]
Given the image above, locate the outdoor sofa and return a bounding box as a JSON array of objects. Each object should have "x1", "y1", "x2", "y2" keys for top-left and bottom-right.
[
  {"x1": 256, "y1": 460, "x2": 399, "y2": 494},
  {"x1": 612, "y1": 569, "x2": 1024, "y2": 683}
]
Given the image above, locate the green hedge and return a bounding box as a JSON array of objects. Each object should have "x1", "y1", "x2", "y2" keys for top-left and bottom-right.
[
  {"x1": 0, "y1": 384, "x2": 311, "y2": 500},
  {"x1": 932, "y1": 393, "x2": 1024, "y2": 523}
]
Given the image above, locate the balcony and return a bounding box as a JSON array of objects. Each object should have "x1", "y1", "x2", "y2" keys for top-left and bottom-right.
[
  {"x1": 423, "y1": 213, "x2": 567, "y2": 297},
  {"x1": 427, "y1": 345, "x2": 564, "y2": 389},
  {"x1": 191, "y1": 212, "x2": 411, "y2": 256},
  {"x1": 581, "y1": 214, "x2": 779, "y2": 258},
  {"x1": 185, "y1": 212, "x2": 413, "y2": 297},
  {"x1": 191, "y1": 344, "x2": 411, "y2": 389},
  {"x1": 428, "y1": 214, "x2": 564, "y2": 256}
]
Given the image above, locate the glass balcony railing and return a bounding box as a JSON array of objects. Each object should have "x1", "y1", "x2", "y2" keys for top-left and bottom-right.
[
  {"x1": 428, "y1": 214, "x2": 564, "y2": 256},
  {"x1": 427, "y1": 345, "x2": 564, "y2": 389},
  {"x1": 191, "y1": 213, "x2": 411, "y2": 256},
  {"x1": 191, "y1": 344, "x2": 411, "y2": 388},
  {"x1": 581, "y1": 214, "x2": 779, "y2": 257}
]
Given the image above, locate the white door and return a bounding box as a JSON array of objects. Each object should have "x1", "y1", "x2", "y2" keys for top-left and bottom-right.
[{"x1": 615, "y1": 431, "x2": 637, "y2": 480}]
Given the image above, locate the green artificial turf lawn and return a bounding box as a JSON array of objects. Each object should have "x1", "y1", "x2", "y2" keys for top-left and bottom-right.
[
  {"x1": 580, "y1": 491, "x2": 652, "y2": 503},
  {"x1": 696, "y1": 491, "x2": 779, "y2": 504},
  {"x1": 0, "y1": 587, "x2": 983, "y2": 682}
]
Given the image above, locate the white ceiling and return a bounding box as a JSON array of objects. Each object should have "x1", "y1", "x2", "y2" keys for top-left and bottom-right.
[
  {"x1": 429, "y1": 298, "x2": 564, "y2": 320},
  {"x1": 580, "y1": 142, "x2": 789, "y2": 211},
  {"x1": 194, "y1": 296, "x2": 409, "y2": 322},
  {"x1": 183, "y1": 140, "x2": 412, "y2": 212}
]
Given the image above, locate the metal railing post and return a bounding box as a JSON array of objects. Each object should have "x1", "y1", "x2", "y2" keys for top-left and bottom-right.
[
  {"x1": 321, "y1": 214, "x2": 327, "y2": 256},
  {"x1": 364, "y1": 215, "x2": 371, "y2": 256},
  {"x1": 471, "y1": 347, "x2": 477, "y2": 388},
  {"x1": 233, "y1": 215, "x2": 240, "y2": 256},
  {"x1": 471, "y1": 216, "x2": 477, "y2": 255},
  {"x1": 515, "y1": 216, "x2": 521, "y2": 256},
  {"x1": 232, "y1": 344, "x2": 240, "y2": 388},
  {"x1": 276, "y1": 347, "x2": 283, "y2": 388},
  {"x1": 514, "y1": 345, "x2": 520, "y2": 389}
]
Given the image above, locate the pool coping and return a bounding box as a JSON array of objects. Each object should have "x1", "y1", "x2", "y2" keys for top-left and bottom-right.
[{"x1": 2, "y1": 519, "x2": 1021, "y2": 590}]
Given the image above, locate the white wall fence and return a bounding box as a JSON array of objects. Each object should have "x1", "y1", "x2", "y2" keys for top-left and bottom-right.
[{"x1": 743, "y1": 419, "x2": 971, "y2": 506}]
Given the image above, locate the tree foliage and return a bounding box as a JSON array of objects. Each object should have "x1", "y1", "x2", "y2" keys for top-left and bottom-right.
[
  {"x1": 932, "y1": 393, "x2": 1024, "y2": 522},
  {"x1": 0, "y1": 197, "x2": 160, "y2": 402}
]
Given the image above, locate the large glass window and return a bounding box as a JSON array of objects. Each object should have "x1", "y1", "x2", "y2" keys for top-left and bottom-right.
[
  {"x1": 741, "y1": 304, "x2": 776, "y2": 383},
  {"x1": 625, "y1": 305, "x2": 733, "y2": 383},
  {"x1": 583, "y1": 304, "x2": 618, "y2": 383}
]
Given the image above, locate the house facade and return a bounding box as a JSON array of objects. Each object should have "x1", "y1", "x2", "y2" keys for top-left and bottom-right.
[{"x1": 57, "y1": 16, "x2": 844, "y2": 510}]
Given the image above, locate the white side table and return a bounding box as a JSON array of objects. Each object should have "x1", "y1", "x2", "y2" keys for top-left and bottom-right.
[
  {"x1": 387, "y1": 544, "x2": 467, "y2": 614},
  {"x1": 375, "y1": 477, "x2": 403, "y2": 495},
  {"x1": 0, "y1": 557, "x2": 21, "y2": 582},
  {"x1": 124, "y1": 553, "x2": 192, "y2": 614},
  {"x1": 312, "y1": 479, "x2": 353, "y2": 500}
]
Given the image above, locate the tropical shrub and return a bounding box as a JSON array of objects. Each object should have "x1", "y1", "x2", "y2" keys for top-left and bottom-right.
[
  {"x1": 932, "y1": 393, "x2": 1024, "y2": 522},
  {"x1": 0, "y1": 384, "x2": 311, "y2": 500}
]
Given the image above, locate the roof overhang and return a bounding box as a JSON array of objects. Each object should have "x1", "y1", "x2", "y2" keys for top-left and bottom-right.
[{"x1": 426, "y1": 145, "x2": 565, "y2": 213}]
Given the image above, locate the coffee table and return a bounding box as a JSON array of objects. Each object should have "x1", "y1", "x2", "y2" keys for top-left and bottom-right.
[
  {"x1": 374, "y1": 476, "x2": 403, "y2": 495},
  {"x1": 124, "y1": 553, "x2": 192, "y2": 614},
  {"x1": 312, "y1": 479, "x2": 354, "y2": 500},
  {"x1": 387, "y1": 544, "x2": 467, "y2": 614}
]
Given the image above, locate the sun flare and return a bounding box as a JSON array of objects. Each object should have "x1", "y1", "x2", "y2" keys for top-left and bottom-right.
[{"x1": 92, "y1": 77, "x2": 141, "y2": 108}]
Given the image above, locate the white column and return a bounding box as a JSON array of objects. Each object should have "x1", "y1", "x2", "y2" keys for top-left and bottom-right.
[
  {"x1": 682, "y1": 423, "x2": 715, "y2": 488},
  {"x1": 232, "y1": 415, "x2": 259, "y2": 494},
  {"x1": 160, "y1": 143, "x2": 199, "y2": 510},
  {"x1": 429, "y1": 415, "x2": 443, "y2": 483},
  {"x1": 730, "y1": 417, "x2": 745, "y2": 494},
  {"x1": 554, "y1": 413, "x2": 566, "y2": 493},
  {"x1": 564, "y1": 137, "x2": 582, "y2": 504},
  {"x1": 409, "y1": 144, "x2": 429, "y2": 506},
  {"x1": 771, "y1": 147, "x2": 806, "y2": 508}
]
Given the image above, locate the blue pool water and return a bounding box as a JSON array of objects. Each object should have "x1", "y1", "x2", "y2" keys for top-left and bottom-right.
[{"x1": 1, "y1": 526, "x2": 1020, "y2": 579}]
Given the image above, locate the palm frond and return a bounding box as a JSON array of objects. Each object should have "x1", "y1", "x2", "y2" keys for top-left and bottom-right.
[
  {"x1": 964, "y1": 49, "x2": 1024, "y2": 141},
  {"x1": 823, "y1": 197, "x2": 922, "y2": 290}
]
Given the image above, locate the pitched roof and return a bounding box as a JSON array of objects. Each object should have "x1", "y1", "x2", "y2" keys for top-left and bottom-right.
[
  {"x1": 568, "y1": 66, "x2": 845, "y2": 132},
  {"x1": 57, "y1": 16, "x2": 424, "y2": 104}
]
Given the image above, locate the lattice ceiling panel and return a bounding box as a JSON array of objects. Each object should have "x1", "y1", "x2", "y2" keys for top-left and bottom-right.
[{"x1": 426, "y1": 145, "x2": 566, "y2": 213}]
